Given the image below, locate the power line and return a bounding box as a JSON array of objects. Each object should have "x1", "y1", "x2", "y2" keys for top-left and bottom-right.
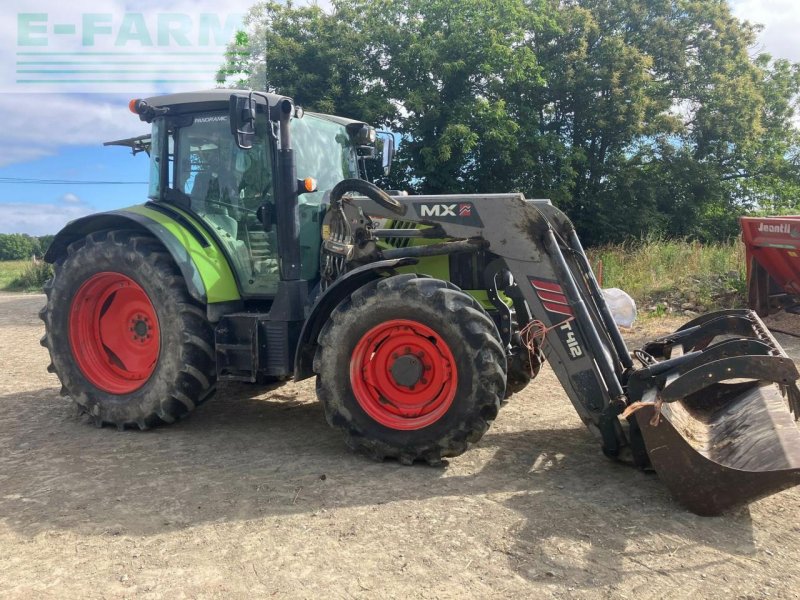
[{"x1": 0, "y1": 177, "x2": 147, "y2": 185}]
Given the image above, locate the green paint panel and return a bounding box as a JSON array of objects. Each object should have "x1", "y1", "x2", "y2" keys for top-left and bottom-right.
[
  {"x1": 396, "y1": 256, "x2": 508, "y2": 311},
  {"x1": 124, "y1": 205, "x2": 240, "y2": 303}
]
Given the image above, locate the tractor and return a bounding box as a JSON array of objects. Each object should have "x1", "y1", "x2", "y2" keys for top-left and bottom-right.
[{"x1": 41, "y1": 89, "x2": 800, "y2": 515}]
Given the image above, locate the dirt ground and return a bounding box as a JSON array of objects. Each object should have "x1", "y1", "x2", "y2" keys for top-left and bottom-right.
[{"x1": 0, "y1": 292, "x2": 798, "y2": 599}]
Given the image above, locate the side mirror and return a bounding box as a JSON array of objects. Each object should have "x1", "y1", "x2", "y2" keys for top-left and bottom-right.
[
  {"x1": 379, "y1": 133, "x2": 395, "y2": 176},
  {"x1": 229, "y1": 94, "x2": 257, "y2": 149}
]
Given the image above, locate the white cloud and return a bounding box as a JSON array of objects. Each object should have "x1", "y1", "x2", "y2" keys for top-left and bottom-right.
[
  {"x1": 0, "y1": 201, "x2": 93, "y2": 235},
  {"x1": 61, "y1": 192, "x2": 81, "y2": 204},
  {"x1": 0, "y1": 93, "x2": 150, "y2": 168},
  {"x1": 730, "y1": 0, "x2": 800, "y2": 62}
]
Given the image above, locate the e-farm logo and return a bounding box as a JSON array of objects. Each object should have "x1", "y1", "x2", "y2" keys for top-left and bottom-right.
[{"x1": 9, "y1": 10, "x2": 246, "y2": 93}]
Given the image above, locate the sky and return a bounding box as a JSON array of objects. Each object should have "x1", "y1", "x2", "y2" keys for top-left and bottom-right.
[{"x1": 0, "y1": 0, "x2": 797, "y2": 235}]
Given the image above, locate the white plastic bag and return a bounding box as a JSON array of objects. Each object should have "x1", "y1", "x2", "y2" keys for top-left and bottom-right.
[{"x1": 602, "y1": 288, "x2": 637, "y2": 328}]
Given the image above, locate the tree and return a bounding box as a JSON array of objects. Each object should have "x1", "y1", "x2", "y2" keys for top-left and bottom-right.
[
  {"x1": 37, "y1": 235, "x2": 55, "y2": 256},
  {"x1": 360, "y1": 0, "x2": 551, "y2": 195},
  {"x1": 0, "y1": 234, "x2": 37, "y2": 261},
  {"x1": 220, "y1": 0, "x2": 800, "y2": 244},
  {"x1": 218, "y1": 1, "x2": 393, "y2": 124}
]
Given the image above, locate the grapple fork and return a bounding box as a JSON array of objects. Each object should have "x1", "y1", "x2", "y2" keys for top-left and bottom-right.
[{"x1": 628, "y1": 310, "x2": 800, "y2": 515}]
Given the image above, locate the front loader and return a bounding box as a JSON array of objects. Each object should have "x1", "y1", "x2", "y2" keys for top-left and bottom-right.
[{"x1": 41, "y1": 89, "x2": 800, "y2": 515}]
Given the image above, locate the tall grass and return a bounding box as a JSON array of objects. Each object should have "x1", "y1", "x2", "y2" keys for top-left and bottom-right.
[
  {"x1": 0, "y1": 260, "x2": 53, "y2": 292},
  {"x1": 0, "y1": 260, "x2": 32, "y2": 290},
  {"x1": 586, "y1": 238, "x2": 746, "y2": 311}
]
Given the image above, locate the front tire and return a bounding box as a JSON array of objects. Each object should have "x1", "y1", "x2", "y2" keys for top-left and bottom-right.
[
  {"x1": 40, "y1": 230, "x2": 216, "y2": 429},
  {"x1": 314, "y1": 274, "x2": 507, "y2": 464}
]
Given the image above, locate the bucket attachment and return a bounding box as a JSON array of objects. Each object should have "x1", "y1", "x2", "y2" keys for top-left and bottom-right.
[{"x1": 627, "y1": 310, "x2": 800, "y2": 516}]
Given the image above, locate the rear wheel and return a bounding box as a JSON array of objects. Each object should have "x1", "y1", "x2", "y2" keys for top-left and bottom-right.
[
  {"x1": 314, "y1": 274, "x2": 507, "y2": 464},
  {"x1": 40, "y1": 230, "x2": 216, "y2": 429}
]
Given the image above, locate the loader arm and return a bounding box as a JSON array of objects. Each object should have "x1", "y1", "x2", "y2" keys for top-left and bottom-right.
[{"x1": 352, "y1": 192, "x2": 800, "y2": 515}]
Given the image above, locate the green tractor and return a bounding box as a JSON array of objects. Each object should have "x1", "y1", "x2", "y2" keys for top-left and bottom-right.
[{"x1": 42, "y1": 89, "x2": 800, "y2": 515}]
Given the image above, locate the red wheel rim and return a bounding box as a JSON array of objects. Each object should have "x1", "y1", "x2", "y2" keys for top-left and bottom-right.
[
  {"x1": 350, "y1": 319, "x2": 458, "y2": 430},
  {"x1": 68, "y1": 272, "x2": 160, "y2": 394}
]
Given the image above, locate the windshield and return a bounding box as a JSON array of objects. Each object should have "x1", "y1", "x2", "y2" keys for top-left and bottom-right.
[
  {"x1": 174, "y1": 113, "x2": 272, "y2": 213},
  {"x1": 292, "y1": 115, "x2": 359, "y2": 205}
]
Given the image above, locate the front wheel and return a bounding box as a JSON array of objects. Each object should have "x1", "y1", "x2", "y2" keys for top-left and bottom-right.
[
  {"x1": 314, "y1": 274, "x2": 507, "y2": 465},
  {"x1": 40, "y1": 230, "x2": 216, "y2": 429}
]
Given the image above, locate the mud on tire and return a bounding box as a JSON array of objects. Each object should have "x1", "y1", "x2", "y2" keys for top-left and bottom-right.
[
  {"x1": 39, "y1": 230, "x2": 216, "y2": 429},
  {"x1": 314, "y1": 274, "x2": 507, "y2": 465}
]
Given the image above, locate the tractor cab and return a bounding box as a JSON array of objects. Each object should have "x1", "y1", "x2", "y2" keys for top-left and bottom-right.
[{"x1": 107, "y1": 89, "x2": 384, "y2": 298}]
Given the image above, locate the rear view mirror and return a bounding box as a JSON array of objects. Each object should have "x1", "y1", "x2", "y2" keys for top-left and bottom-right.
[
  {"x1": 379, "y1": 133, "x2": 395, "y2": 176},
  {"x1": 229, "y1": 94, "x2": 257, "y2": 149}
]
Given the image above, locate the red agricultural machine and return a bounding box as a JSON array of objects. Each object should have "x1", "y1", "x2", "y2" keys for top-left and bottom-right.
[{"x1": 742, "y1": 215, "x2": 800, "y2": 316}]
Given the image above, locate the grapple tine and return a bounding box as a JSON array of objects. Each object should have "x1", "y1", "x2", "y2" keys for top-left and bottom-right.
[
  {"x1": 788, "y1": 383, "x2": 800, "y2": 420},
  {"x1": 630, "y1": 309, "x2": 800, "y2": 515}
]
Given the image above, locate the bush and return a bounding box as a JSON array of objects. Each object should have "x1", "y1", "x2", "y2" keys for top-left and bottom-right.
[{"x1": 8, "y1": 262, "x2": 54, "y2": 292}]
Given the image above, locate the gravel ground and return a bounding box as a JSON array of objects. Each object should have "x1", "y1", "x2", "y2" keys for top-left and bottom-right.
[{"x1": 0, "y1": 293, "x2": 798, "y2": 599}]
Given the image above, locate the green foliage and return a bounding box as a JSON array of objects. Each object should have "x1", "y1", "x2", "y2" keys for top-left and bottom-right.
[
  {"x1": 7, "y1": 261, "x2": 53, "y2": 292},
  {"x1": 37, "y1": 235, "x2": 55, "y2": 256},
  {"x1": 0, "y1": 234, "x2": 39, "y2": 261},
  {"x1": 218, "y1": 1, "x2": 394, "y2": 125},
  {"x1": 221, "y1": 0, "x2": 800, "y2": 243}
]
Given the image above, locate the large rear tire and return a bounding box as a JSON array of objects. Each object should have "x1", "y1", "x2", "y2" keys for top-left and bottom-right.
[
  {"x1": 314, "y1": 274, "x2": 507, "y2": 464},
  {"x1": 39, "y1": 230, "x2": 216, "y2": 429}
]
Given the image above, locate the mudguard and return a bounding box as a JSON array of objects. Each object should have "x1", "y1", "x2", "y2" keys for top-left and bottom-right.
[
  {"x1": 293, "y1": 258, "x2": 418, "y2": 381},
  {"x1": 44, "y1": 203, "x2": 240, "y2": 306}
]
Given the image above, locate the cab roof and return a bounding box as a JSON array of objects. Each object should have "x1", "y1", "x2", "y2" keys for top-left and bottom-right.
[
  {"x1": 145, "y1": 88, "x2": 285, "y2": 108},
  {"x1": 144, "y1": 89, "x2": 367, "y2": 128}
]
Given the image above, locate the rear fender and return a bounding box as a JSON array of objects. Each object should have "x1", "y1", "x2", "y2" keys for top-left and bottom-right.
[
  {"x1": 293, "y1": 258, "x2": 418, "y2": 381},
  {"x1": 44, "y1": 205, "x2": 241, "y2": 310}
]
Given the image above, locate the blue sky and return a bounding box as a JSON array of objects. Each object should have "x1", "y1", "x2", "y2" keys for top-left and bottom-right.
[{"x1": 0, "y1": 0, "x2": 796, "y2": 235}]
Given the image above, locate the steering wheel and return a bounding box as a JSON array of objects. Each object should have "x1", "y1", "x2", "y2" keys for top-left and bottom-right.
[{"x1": 329, "y1": 179, "x2": 407, "y2": 216}]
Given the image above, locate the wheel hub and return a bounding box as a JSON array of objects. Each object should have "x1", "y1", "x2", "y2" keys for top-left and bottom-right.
[
  {"x1": 390, "y1": 353, "x2": 425, "y2": 388},
  {"x1": 132, "y1": 317, "x2": 150, "y2": 340}
]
